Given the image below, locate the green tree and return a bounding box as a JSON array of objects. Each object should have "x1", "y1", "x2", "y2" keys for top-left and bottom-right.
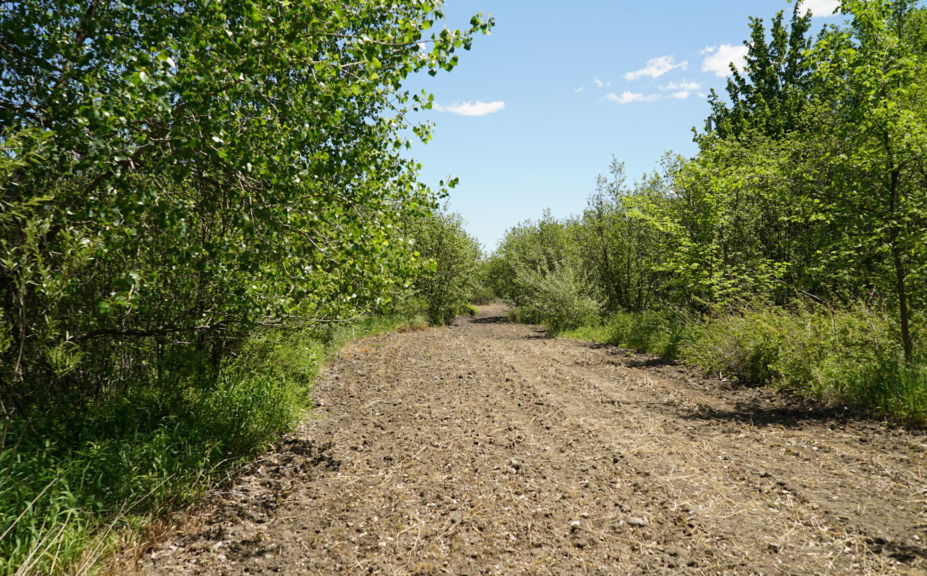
[
  {"x1": 489, "y1": 210, "x2": 579, "y2": 307},
  {"x1": 707, "y1": 3, "x2": 814, "y2": 139},
  {"x1": 812, "y1": 0, "x2": 927, "y2": 361},
  {"x1": 575, "y1": 156, "x2": 676, "y2": 312},
  {"x1": 0, "y1": 0, "x2": 491, "y2": 411},
  {"x1": 408, "y1": 210, "x2": 483, "y2": 326}
]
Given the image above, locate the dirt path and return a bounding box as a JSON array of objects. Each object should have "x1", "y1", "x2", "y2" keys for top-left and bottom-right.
[{"x1": 137, "y1": 304, "x2": 927, "y2": 575}]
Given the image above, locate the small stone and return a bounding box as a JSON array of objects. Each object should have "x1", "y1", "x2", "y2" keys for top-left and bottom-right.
[{"x1": 626, "y1": 516, "x2": 648, "y2": 527}]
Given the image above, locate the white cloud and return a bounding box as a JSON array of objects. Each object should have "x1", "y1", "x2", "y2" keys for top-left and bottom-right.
[
  {"x1": 573, "y1": 86, "x2": 585, "y2": 93},
  {"x1": 593, "y1": 76, "x2": 611, "y2": 88},
  {"x1": 433, "y1": 100, "x2": 506, "y2": 117},
  {"x1": 624, "y1": 56, "x2": 688, "y2": 81},
  {"x1": 701, "y1": 44, "x2": 749, "y2": 77},
  {"x1": 670, "y1": 91, "x2": 691, "y2": 100},
  {"x1": 800, "y1": 0, "x2": 840, "y2": 18},
  {"x1": 661, "y1": 80, "x2": 701, "y2": 92},
  {"x1": 604, "y1": 91, "x2": 660, "y2": 104}
]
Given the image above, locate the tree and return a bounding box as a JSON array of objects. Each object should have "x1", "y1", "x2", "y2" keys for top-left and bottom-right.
[
  {"x1": 575, "y1": 156, "x2": 676, "y2": 312},
  {"x1": 707, "y1": 3, "x2": 814, "y2": 139},
  {"x1": 407, "y1": 210, "x2": 482, "y2": 326},
  {"x1": 0, "y1": 0, "x2": 492, "y2": 411},
  {"x1": 811, "y1": 0, "x2": 927, "y2": 361}
]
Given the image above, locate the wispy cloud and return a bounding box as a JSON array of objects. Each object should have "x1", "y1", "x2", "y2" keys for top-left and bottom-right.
[
  {"x1": 661, "y1": 80, "x2": 701, "y2": 92},
  {"x1": 573, "y1": 86, "x2": 585, "y2": 93},
  {"x1": 701, "y1": 44, "x2": 748, "y2": 77},
  {"x1": 433, "y1": 100, "x2": 506, "y2": 117},
  {"x1": 593, "y1": 76, "x2": 612, "y2": 88},
  {"x1": 604, "y1": 91, "x2": 660, "y2": 104},
  {"x1": 624, "y1": 56, "x2": 688, "y2": 81},
  {"x1": 800, "y1": 0, "x2": 840, "y2": 18}
]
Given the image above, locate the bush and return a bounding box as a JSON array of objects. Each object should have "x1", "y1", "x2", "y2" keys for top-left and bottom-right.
[
  {"x1": 680, "y1": 305, "x2": 927, "y2": 423},
  {"x1": 408, "y1": 211, "x2": 483, "y2": 326},
  {"x1": 562, "y1": 304, "x2": 927, "y2": 425},
  {"x1": 469, "y1": 285, "x2": 496, "y2": 305},
  {"x1": 513, "y1": 264, "x2": 600, "y2": 333},
  {"x1": 770, "y1": 305, "x2": 927, "y2": 422},
  {"x1": 680, "y1": 307, "x2": 788, "y2": 385},
  {"x1": 564, "y1": 310, "x2": 684, "y2": 357}
]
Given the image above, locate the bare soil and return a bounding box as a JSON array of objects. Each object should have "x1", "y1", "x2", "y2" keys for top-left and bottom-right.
[{"x1": 135, "y1": 304, "x2": 927, "y2": 575}]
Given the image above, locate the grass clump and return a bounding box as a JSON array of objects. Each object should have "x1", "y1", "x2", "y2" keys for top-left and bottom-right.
[
  {"x1": 770, "y1": 306, "x2": 927, "y2": 423},
  {"x1": 679, "y1": 307, "x2": 790, "y2": 385},
  {"x1": 563, "y1": 310, "x2": 685, "y2": 358},
  {"x1": 0, "y1": 314, "x2": 422, "y2": 576}
]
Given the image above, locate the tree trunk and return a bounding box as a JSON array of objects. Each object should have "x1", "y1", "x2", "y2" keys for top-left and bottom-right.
[
  {"x1": 891, "y1": 241, "x2": 913, "y2": 363},
  {"x1": 887, "y1": 166, "x2": 913, "y2": 363}
]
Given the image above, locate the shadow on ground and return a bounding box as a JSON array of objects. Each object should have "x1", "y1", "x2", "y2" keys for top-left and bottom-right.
[
  {"x1": 867, "y1": 537, "x2": 927, "y2": 563},
  {"x1": 677, "y1": 402, "x2": 864, "y2": 428},
  {"x1": 471, "y1": 315, "x2": 509, "y2": 325}
]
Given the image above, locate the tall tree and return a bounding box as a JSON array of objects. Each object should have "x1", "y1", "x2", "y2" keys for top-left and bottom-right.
[
  {"x1": 707, "y1": 3, "x2": 814, "y2": 139},
  {"x1": 407, "y1": 210, "x2": 482, "y2": 326},
  {"x1": 813, "y1": 0, "x2": 927, "y2": 361}
]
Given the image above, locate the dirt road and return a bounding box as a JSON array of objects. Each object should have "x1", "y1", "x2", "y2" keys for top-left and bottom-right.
[{"x1": 138, "y1": 304, "x2": 927, "y2": 575}]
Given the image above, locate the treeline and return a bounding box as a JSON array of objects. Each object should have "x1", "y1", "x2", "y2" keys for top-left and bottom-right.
[
  {"x1": 0, "y1": 1, "x2": 486, "y2": 573},
  {"x1": 488, "y1": 1, "x2": 927, "y2": 422}
]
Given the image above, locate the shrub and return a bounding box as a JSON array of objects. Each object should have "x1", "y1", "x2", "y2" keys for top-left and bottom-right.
[
  {"x1": 564, "y1": 310, "x2": 685, "y2": 358},
  {"x1": 770, "y1": 305, "x2": 927, "y2": 422},
  {"x1": 469, "y1": 285, "x2": 496, "y2": 305},
  {"x1": 0, "y1": 313, "x2": 424, "y2": 575},
  {"x1": 562, "y1": 303, "x2": 927, "y2": 425},
  {"x1": 513, "y1": 264, "x2": 600, "y2": 333},
  {"x1": 408, "y1": 211, "x2": 483, "y2": 326},
  {"x1": 680, "y1": 307, "x2": 789, "y2": 385}
]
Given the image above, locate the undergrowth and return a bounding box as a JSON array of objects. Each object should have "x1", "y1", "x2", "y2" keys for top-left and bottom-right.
[
  {"x1": 508, "y1": 265, "x2": 600, "y2": 333},
  {"x1": 0, "y1": 313, "x2": 424, "y2": 576},
  {"x1": 562, "y1": 305, "x2": 927, "y2": 426}
]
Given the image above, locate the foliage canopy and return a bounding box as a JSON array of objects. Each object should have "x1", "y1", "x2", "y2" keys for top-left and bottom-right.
[{"x1": 0, "y1": 0, "x2": 491, "y2": 411}]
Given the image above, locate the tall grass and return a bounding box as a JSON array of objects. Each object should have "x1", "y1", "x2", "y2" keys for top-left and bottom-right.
[
  {"x1": 563, "y1": 304, "x2": 927, "y2": 426},
  {"x1": 563, "y1": 309, "x2": 687, "y2": 358},
  {"x1": 0, "y1": 313, "x2": 424, "y2": 576}
]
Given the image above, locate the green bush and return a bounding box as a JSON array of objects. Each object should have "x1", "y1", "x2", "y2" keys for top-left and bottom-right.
[
  {"x1": 613, "y1": 310, "x2": 686, "y2": 358},
  {"x1": 564, "y1": 310, "x2": 684, "y2": 358},
  {"x1": 408, "y1": 211, "x2": 483, "y2": 326},
  {"x1": 469, "y1": 285, "x2": 497, "y2": 305},
  {"x1": 770, "y1": 306, "x2": 927, "y2": 422},
  {"x1": 513, "y1": 264, "x2": 600, "y2": 333},
  {"x1": 680, "y1": 307, "x2": 788, "y2": 385}
]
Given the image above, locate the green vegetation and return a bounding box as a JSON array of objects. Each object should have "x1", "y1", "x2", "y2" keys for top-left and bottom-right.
[
  {"x1": 563, "y1": 305, "x2": 927, "y2": 425},
  {"x1": 0, "y1": 0, "x2": 488, "y2": 573},
  {"x1": 0, "y1": 314, "x2": 424, "y2": 575},
  {"x1": 407, "y1": 209, "x2": 484, "y2": 325},
  {"x1": 492, "y1": 1, "x2": 927, "y2": 425}
]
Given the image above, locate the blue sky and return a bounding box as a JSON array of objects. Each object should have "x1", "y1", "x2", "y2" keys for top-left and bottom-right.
[{"x1": 404, "y1": 0, "x2": 843, "y2": 250}]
